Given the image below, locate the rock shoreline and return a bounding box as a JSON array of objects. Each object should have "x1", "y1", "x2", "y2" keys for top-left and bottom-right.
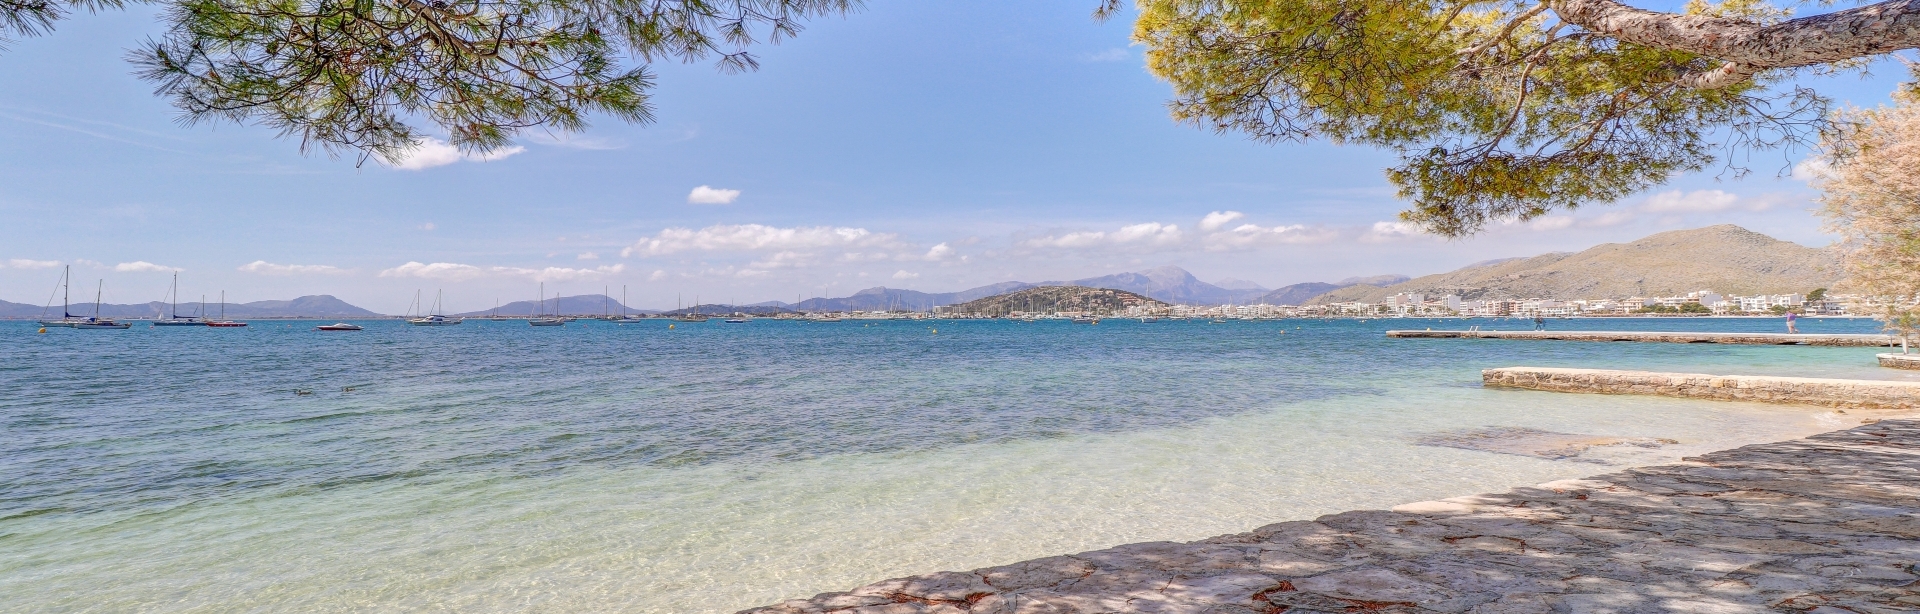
[
  {"x1": 1482, "y1": 367, "x2": 1920, "y2": 409},
  {"x1": 742, "y1": 420, "x2": 1920, "y2": 613}
]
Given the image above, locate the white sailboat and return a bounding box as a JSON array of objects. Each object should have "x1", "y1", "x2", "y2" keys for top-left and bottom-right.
[
  {"x1": 36, "y1": 266, "x2": 85, "y2": 327},
  {"x1": 153, "y1": 272, "x2": 208, "y2": 326},
  {"x1": 74, "y1": 280, "x2": 131, "y2": 329},
  {"x1": 207, "y1": 291, "x2": 248, "y2": 327},
  {"x1": 530, "y1": 283, "x2": 565, "y2": 326},
  {"x1": 407, "y1": 289, "x2": 464, "y2": 326}
]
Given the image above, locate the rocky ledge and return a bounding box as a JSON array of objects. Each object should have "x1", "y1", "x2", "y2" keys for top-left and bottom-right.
[
  {"x1": 1482, "y1": 367, "x2": 1920, "y2": 409},
  {"x1": 1881, "y1": 354, "x2": 1920, "y2": 371},
  {"x1": 743, "y1": 420, "x2": 1920, "y2": 613}
]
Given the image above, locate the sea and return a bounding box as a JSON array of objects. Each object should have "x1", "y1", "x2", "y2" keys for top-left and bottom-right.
[{"x1": 1, "y1": 316, "x2": 1912, "y2": 613}]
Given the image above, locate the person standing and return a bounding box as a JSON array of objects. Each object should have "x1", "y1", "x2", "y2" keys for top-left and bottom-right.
[
  {"x1": 1534, "y1": 315, "x2": 1546, "y2": 331},
  {"x1": 1786, "y1": 311, "x2": 1799, "y2": 334}
]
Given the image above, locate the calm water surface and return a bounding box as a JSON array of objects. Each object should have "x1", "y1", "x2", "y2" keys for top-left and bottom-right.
[{"x1": 1, "y1": 317, "x2": 1911, "y2": 612}]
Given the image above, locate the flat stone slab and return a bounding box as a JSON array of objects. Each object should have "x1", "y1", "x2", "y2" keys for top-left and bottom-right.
[
  {"x1": 1484, "y1": 367, "x2": 1920, "y2": 409},
  {"x1": 1881, "y1": 353, "x2": 1920, "y2": 371},
  {"x1": 743, "y1": 421, "x2": 1920, "y2": 613},
  {"x1": 1387, "y1": 330, "x2": 1898, "y2": 347}
]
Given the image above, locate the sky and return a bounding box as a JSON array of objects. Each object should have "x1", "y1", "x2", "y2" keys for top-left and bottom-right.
[{"x1": 0, "y1": 1, "x2": 1907, "y2": 313}]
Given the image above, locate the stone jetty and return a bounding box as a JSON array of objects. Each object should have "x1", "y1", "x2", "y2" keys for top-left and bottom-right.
[
  {"x1": 1881, "y1": 353, "x2": 1920, "y2": 370},
  {"x1": 744, "y1": 421, "x2": 1920, "y2": 613},
  {"x1": 1386, "y1": 330, "x2": 1897, "y2": 347},
  {"x1": 1482, "y1": 367, "x2": 1920, "y2": 409}
]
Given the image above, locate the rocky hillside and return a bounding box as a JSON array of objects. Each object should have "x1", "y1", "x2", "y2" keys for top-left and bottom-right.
[
  {"x1": 1311, "y1": 225, "x2": 1840, "y2": 303},
  {"x1": 951, "y1": 286, "x2": 1168, "y2": 316}
]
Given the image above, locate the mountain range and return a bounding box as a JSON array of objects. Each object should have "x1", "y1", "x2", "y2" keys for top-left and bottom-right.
[{"x1": 1310, "y1": 225, "x2": 1840, "y2": 304}]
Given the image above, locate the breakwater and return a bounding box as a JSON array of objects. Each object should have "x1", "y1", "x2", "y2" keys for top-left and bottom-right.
[
  {"x1": 1481, "y1": 367, "x2": 1920, "y2": 409},
  {"x1": 744, "y1": 420, "x2": 1920, "y2": 613},
  {"x1": 1881, "y1": 353, "x2": 1920, "y2": 370},
  {"x1": 1387, "y1": 329, "x2": 1897, "y2": 346}
]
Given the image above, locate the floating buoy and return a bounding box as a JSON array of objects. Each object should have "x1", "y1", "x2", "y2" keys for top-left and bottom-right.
[
  {"x1": 38, "y1": 327, "x2": 47, "y2": 333},
  {"x1": 668, "y1": 324, "x2": 675, "y2": 329}
]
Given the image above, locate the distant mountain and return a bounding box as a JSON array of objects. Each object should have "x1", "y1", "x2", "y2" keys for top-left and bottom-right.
[
  {"x1": 1210, "y1": 278, "x2": 1269, "y2": 291},
  {"x1": 1258, "y1": 282, "x2": 1346, "y2": 305},
  {"x1": 0, "y1": 295, "x2": 378, "y2": 319},
  {"x1": 1337, "y1": 274, "x2": 1411, "y2": 287},
  {"x1": 660, "y1": 304, "x2": 795, "y2": 316},
  {"x1": 950, "y1": 286, "x2": 1168, "y2": 315},
  {"x1": 1310, "y1": 225, "x2": 1841, "y2": 304},
  {"x1": 1050, "y1": 265, "x2": 1269, "y2": 305},
  {"x1": 790, "y1": 282, "x2": 1038, "y2": 312},
  {"x1": 452, "y1": 294, "x2": 655, "y2": 317}
]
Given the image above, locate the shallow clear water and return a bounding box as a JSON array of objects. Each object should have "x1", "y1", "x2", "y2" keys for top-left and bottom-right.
[{"x1": 1, "y1": 317, "x2": 1912, "y2": 612}]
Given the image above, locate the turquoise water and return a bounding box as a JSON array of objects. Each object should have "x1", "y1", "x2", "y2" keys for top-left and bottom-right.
[{"x1": 1, "y1": 317, "x2": 1911, "y2": 612}]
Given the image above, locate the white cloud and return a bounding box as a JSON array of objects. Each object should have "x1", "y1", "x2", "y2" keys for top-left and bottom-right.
[
  {"x1": 1526, "y1": 216, "x2": 1576, "y2": 230},
  {"x1": 1792, "y1": 158, "x2": 1833, "y2": 182},
  {"x1": 114, "y1": 261, "x2": 179, "y2": 273},
  {"x1": 688, "y1": 185, "x2": 742, "y2": 205},
  {"x1": 649, "y1": 269, "x2": 668, "y2": 281},
  {"x1": 577, "y1": 252, "x2": 599, "y2": 260},
  {"x1": 623, "y1": 224, "x2": 900, "y2": 256},
  {"x1": 749, "y1": 251, "x2": 815, "y2": 269},
  {"x1": 1361, "y1": 221, "x2": 1426, "y2": 242},
  {"x1": 380, "y1": 261, "x2": 487, "y2": 280},
  {"x1": 892, "y1": 270, "x2": 920, "y2": 279},
  {"x1": 238, "y1": 261, "x2": 347, "y2": 275},
  {"x1": 1202, "y1": 223, "x2": 1332, "y2": 249},
  {"x1": 1024, "y1": 222, "x2": 1184, "y2": 249},
  {"x1": 383, "y1": 138, "x2": 525, "y2": 170},
  {"x1": 378, "y1": 261, "x2": 623, "y2": 282},
  {"x1": 1198, "y1": 211, "x2": 1245, "y2": 231},
  {"x1": 1081, "y1": 48, "x2": 1129, "y2": 62},
  {"x1": 1640, "y1": 189, "x2": 1745, "y2": 213},
  {"x1": 925, "y1": 243, "x2": 956, "y2": 261},
  {"x1": 7, "y1": 258, "x2": 60, "y2": 269}
]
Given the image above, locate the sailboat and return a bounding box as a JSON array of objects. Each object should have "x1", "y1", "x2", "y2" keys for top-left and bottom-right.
[
  {"x1": 407, "y1": 289, "x2": 463, "y2": 326},
  {"x1": 207, "y1": 291, "x2": 248, "y2": 327},
  {"x1": 153, "y1": 272, "x2": 208, "y2": 326},
  {"x1": 674, "y1": 294, "x2": 709, "y2": 322},
  {"x1": 529, "y1": 283, "x2": 565, "y2": 326},
  {"x1": 36, "y1": 266, "x2": 85, "y2": 327},
  {"x1": 615, "y1": 285, "x2": 647, "y2": 323},
  {"x1": 74, "y1": 280, "x2": 132, "y2": 329}
]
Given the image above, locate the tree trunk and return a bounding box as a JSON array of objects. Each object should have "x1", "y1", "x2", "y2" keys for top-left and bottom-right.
[{"x1": 1549, "y1": 0, "x2": 1920, "y2": 88}]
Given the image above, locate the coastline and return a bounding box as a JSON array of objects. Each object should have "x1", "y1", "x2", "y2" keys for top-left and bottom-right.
[{"x1": 745, "y1": 420, "x2": 1920, "y2": 613}]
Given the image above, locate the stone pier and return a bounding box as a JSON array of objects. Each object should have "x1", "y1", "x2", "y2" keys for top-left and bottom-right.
[
  {"x1": 743, "y1": 421, "x2": 1920, "y2": 613},
  {"x1": 1482, "y1": 367, "x2": 1920, "y2": 409},
  {"x1": 1881, "y1": 353, "x2": 1920, "y2": 371},
  {"x1": 1387, "y1": 330, "x2": 1897, "y2": 346}
]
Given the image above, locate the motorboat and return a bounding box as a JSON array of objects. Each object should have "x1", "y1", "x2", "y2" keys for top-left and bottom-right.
[
  {"x1": 1071, "y1": 316, "x2": 1096, "y2": 324},
  {"x1": 1140, "y1": 317, "x2": 1161, "y2": 323},
  {"x1": 316, "y1": 323, "x2": 364, "y2": 331},
  {"x1": 724, "y1": 318, "x2": 747, "y2": 324}
]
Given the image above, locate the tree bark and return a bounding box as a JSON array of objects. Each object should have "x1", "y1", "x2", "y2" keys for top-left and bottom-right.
[{"x1": 1548, "y1": 0, "x2": 1920, "y2": 88}]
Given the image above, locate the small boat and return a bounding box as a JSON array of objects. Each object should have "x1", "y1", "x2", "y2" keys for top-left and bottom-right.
[
  {"x1": 1140, "y1": 317, "x2": 1160, "y2": 323},
  {"x1": 724, "y1": 318, "x2": 746, "y2": 323},
  {"x1": 529, "y1": 283, "x2": 566, "y2": 326},
  {"x1": 153, "y1": 273, "x2": 208, "y2": 326},
  {"x1": 315, "y1": 322, "x2": 363, "y2": 331},
  {"x1": 74, "y1": 281, "x2": 132, "y2": 329},
  {"x1": 37, "y1": 266, "x2": 85, "y2": 327},
  {"x1": 1209, "y1": 318, "x2": 1228, "y2": 324},
  {"x1": 207, "y1": 290, "x2": 247, "y2": 327}
]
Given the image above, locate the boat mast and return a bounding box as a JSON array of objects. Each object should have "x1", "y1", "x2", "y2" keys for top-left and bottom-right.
[
  {"x1": 94, "y1": 279, "x2": 103, "y2": 317},
  {"x1": 63, "y1": 265, "x2": 70, "y2": 318}
]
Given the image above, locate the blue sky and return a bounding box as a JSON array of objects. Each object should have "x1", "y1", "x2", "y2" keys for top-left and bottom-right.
[{"x1": 0, "y1": 1, "x2": 1903, "y2": 313}]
